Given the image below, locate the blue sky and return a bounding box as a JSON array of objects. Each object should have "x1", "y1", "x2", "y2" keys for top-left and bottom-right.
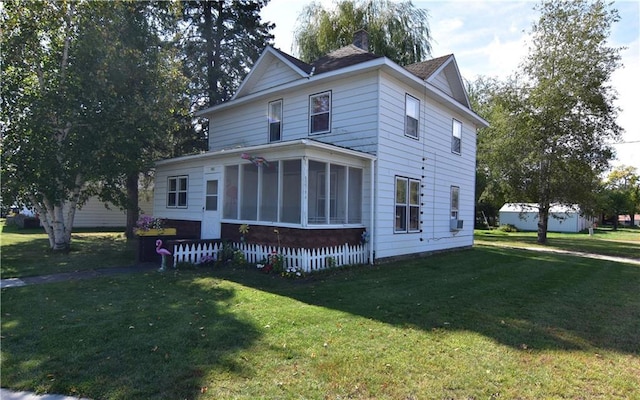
[{"x1": 260, "y1": 0, "x2": 640, "y2": 171}]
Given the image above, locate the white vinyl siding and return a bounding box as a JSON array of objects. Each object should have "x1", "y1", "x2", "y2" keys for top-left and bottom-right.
[
  {"x1": 206, "y1": 72, "x2": 379, "y2": 154},
  {"x1": 374, "y1": 70, "x2": 477, "y2": 258}
]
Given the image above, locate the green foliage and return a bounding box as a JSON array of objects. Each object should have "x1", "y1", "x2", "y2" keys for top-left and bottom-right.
[
  {"x1": 178, "y1": 1, "x2": 274, "y2": 107},
  {"x1": 472, "y1": 0, "x2": 623, "y2": 244},
  {"x1": 294, "y1": 0, "x2": 431, "y2": 64},
  {"x1": 497, "y1": 224, "x2": 519, "y2": 233},
  {"x1": 1, "y1": 1, "x2": 191, "y2": 247}
]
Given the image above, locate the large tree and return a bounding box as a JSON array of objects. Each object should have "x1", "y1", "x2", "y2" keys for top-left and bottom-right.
[
  {"x1": 294, "y1": 0, "x2": 431, "y2": 65},
  {"x1": 1, "y1": 1, "x2": 188, "y2": 248},
  {"x1": 475, "y1": 0, "x2": 622, "y2": 243},
  {"x1": 600, "y1": 166, "x2": 640, "y2": 229},
  {"x1": 179, "y1": 0, "x2": 274, "y2": 108}
]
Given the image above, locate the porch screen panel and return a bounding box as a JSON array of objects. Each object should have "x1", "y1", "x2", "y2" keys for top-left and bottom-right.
[
  {"x1": 331, "y1": 165, "x2": 346, "y2": 224},
  {"x1": 280, "y1": 160, "x2": 301, "y2": 223},
  {"x1": 241, "y1": 163, "x2": 258, "y2": 220},
  {"x1": 348, "y1": 167, "x2": 362, "y2": 223},
  {"x1": 308, "y1": 160, "x2": 326, "y2": 224},
  {"x1": 224, "y1": 166, "x2": 239, "y2": 219},
  {"x1": 260, "y1": 162, "x2": 278, "y2": 221}
]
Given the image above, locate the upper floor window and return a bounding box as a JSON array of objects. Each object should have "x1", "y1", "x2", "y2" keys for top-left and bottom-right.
[
  {"x1": 452, "y1": 119, "x2": 462, "y2": 154},
  {"x1": 405, "y1": 94, "x2": 420, "y2": 139},
  {"x1": 167, "y1": 176, "x2": 188, "y2": 208},
  {"x1": 268, "y1": 99, "x2": 282, "y2": 142},
  {"x1": 310, "y1": 91, "x2": 331, "y2": 134},
  {"x1": 395, "y1": 176, "x2": 420, "y2": 233}
]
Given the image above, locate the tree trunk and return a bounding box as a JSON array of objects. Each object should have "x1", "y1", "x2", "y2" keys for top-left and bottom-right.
[
  {"x1": 612, "y1": 214, "x2": 618, "y2": 231},
  {"x1": 125, "y1": 173, "x2": 139, "y2": 239},
  {"x1": 537, "y1": 203, "x2": 549, "y2": 244}
]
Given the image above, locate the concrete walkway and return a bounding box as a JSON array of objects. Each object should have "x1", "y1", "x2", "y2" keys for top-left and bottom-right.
[
  {"x1": 0, "y1": 263, "x2": 159, "y2": 289},
  {"x1": 475, "y1": 241, "x2": 640, "y2": 266},
  {"x1": 0, "y1": 388, "x2": 90, "y2": 400}
]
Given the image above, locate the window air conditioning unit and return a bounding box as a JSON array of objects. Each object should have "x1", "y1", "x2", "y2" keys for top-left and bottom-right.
[{"x1": 450, "y1": 219, "x2": 464, "y2": 231}]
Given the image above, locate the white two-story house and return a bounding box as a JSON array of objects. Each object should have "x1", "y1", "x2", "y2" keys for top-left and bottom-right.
[{"x1": 152, "y1": 32, "x2": 488, "y2": 263}]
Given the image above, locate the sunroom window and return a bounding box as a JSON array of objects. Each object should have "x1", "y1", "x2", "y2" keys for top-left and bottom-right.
[{"x1": 223, "y1": 159, "x2": 361, "y2": 226}]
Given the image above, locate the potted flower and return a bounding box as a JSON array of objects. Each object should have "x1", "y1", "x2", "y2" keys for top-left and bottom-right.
[{"x1": 135, "y1": 215, "x2": 176, "y2": 236}]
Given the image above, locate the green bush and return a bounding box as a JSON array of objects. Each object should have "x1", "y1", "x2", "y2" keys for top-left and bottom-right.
[{"x1": 497, "y1": 224, "x2": 519, "y2": 232}]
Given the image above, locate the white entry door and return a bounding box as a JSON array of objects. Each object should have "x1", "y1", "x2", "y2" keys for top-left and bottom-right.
[{"x1": 201, "y1": 167, "x2": 222, "y2": 239}]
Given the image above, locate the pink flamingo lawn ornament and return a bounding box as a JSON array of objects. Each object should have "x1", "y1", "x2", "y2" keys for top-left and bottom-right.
[{"x1": 155, "y1": 239, "x2": 172, "y2": 271}]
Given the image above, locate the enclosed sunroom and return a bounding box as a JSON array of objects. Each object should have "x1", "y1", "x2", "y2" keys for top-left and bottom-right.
[{"x1": 153, "y1": 139, "x2": 376, "y2": 250}]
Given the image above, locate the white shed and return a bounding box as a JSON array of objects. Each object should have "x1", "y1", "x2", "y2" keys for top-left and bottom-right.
[{"x1": 499, "y1": 203, "x2": 592, "y2": 233}]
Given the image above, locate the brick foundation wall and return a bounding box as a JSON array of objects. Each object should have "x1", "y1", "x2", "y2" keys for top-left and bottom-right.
[{"x1": 221, "y1": 223, "x2": 365, "y2": 248}]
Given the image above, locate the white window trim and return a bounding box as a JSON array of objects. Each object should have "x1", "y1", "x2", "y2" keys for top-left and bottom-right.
[
  {"x1": 405, "y1": 94, "x2": 420, "y2": 139},
  {"x1": 167, "y1": 175, "x2": 188, "y2": 208},
  {"x1": 450, "y1": 185, "x2": 460, "y2": 219},
  {"x1": 395, "y1": 176, "x2": 421, "y2": 233},
  {"x1": 452, "y1": 119, "x2": 462, "y2": 155},
  {"x1": 268, "y1": 99, "x2": 283, "y2": 142},
  {"x1": 309, "y1": 91, "x2": 332, "y2": 135}
]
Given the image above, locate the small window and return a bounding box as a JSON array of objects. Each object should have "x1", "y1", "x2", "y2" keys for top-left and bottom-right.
[
  {"x1": 268, "y1": 99, "x2": 282, "y2": 142},
  {"x1": 395, "y1": 176, "x2": 421, "y2": 233},
  {"x1": 309, "y1": 91, "x2": 331, "y2": 134},
  {"x1": 405, "y1": 94, "x2": 419, "y2": 138},
  {"x1": 452, "y1": 119, "x2": 462, "y2": 154},
  {"x1": 167, "y1": 176, "x2": 188, "y2": 208},
  {"x1": 450, "y1": 186, "x2": 460, "y2": 220}
]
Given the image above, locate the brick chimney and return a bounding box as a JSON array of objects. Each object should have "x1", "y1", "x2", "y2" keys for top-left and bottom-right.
[{"x1": 353, "y1": 29, "x2": 369, "y2": 52}]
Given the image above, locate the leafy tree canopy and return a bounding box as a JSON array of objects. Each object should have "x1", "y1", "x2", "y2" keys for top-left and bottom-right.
[
  {"x1": 1, "y1": 0, "x2": 188, "y2": 248},
  {"x1": 294, "y1": 0, "x2": 431, "y2": 65},
  {"x1": 472, "y1": 0, "x2": 623, "y2": 243}
]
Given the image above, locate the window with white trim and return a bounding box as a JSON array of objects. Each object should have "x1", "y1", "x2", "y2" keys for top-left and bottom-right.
[
  {"x1": 405, "y1": 94, "x2": 420, "y2": 138},
  {"x1": 309, "y1": 91, "x2": 331, "y2": 134},
  {"x1": 452, "y1": 119, "x2": 462, "y2": 154},
  {"x1": 268, "y1": 99, "x2": 282, "y2": 142},
  {"x1": 395, "y1": 176, "x2": 420, "y2": 233},
  {"x1": 450, "y1": 186, "x2": 460, "y2": 219},
  {"x1": 167, "y1": 176, "x2": 188, "y2": 208}
]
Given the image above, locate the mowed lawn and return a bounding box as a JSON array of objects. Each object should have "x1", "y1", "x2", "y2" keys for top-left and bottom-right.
[{"x1": 1, "y1": 224, "x2": 639, "y2": 399}]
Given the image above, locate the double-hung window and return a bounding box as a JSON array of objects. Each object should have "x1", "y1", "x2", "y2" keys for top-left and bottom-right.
[
  {"x1": 405, "y1": 94, "x2": 420, "y2": 138},
  {"x1": 452, "y1": 119, "x2": 462, "y2": 154},
  {"x1": 310, "y1": 91, "x2": 331, "y2": 134},
  {"x1": 268, "y1": 99, "x2": 282, "y2": 142},
  {"x1": 167, "y1": 176, "x2": 188, "y2": 208},
  {"x1": 395, "y1": 176, "x2": 420, "y2": 233},
  {"x1": 450, "y1": 186, "x2": 460, "y2": 220}
]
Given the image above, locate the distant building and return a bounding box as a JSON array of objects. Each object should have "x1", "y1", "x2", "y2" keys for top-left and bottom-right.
[{"x1": 499, "y1": 203, "x2": 593, "y2": 233}]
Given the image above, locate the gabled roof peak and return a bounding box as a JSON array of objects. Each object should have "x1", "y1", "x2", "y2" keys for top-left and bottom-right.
[{"x1": 404, "y1": 54, "x2": 454, "y2": 80}]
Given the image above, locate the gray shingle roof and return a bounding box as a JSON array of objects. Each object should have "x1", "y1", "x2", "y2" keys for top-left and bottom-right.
[
  {"x1": 403, "y1": 54, "x2": 452, "y2": 80},
  {"x1": 311, "y1": 45, "x2": 383, "y2": 74}
]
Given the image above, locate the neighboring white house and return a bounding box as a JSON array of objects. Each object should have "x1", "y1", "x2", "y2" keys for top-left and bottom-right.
[
  {"x1": 18, "y1": 195, "x2": 154, "y2": 229},
  {"x1": 72, "y1": 195, "x2": 154, "y2": 228},
  {"x1": 499, "y1": 203, "x2": 593, "y2": 233},
  {"x1": 152, "y1": 32, "x2": 488, "y2": 263}
]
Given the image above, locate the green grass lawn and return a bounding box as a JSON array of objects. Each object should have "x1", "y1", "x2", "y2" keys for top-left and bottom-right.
[
  {"x1": 2, "y1": 230, "x2": 639, "y2": 399},
  {"x1": 475, "y1": 226, "x2": 640, "y2": 259},
  {"x1": 1, "y1": 220, "x2": 136, "y2": 279}
]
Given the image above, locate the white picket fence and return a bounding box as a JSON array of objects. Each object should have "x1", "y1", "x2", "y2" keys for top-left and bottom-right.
[{"x1": 171, "y1": 241, "x2": 369, "y2": 272}]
